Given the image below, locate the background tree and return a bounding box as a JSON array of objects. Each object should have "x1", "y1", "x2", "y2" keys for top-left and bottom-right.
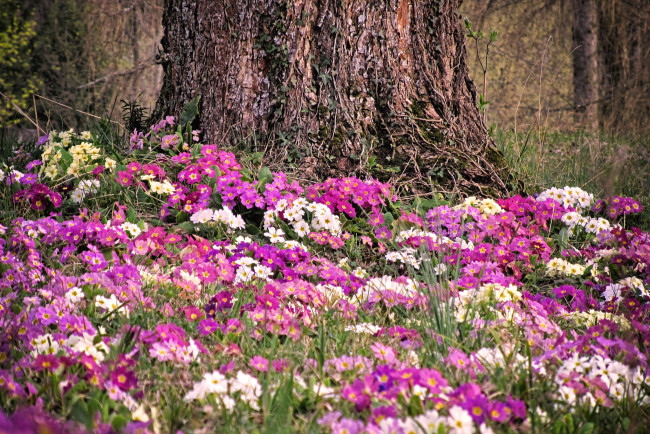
[
  {"x1": 154, "y1": 0, "x2": 513, "y2": 196},
  {"x1": 461, "y1": 0, "x2": 650, "y2": 135},
  {"x1": 571, "y1": 0, "x2": 598, "y2": 130},
  {"x1": 1, "y1": 0, "x2": 163, "y2": 132}
]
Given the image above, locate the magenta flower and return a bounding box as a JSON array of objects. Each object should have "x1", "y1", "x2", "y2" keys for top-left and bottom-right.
[
  {"x1": 115, "y1": 171, "x2": 133, "y2": 187},
  {"x1": 370, "y1": 342, "x2": 397, "y2": 363},
  {"x1": 250, "y1": 355, "x2": 269, "y2": 372},
  {"x1": 111, "y1": 366, "x2": 137, "y2": 391},
  {"x1": 32, "y1": 354, "x2": 61, "y2": 373},
  {"x1": 127, "y1": 162, "x2": 142, "y2": 173},
  {"x1": 183, "y1": 306, "x2": 203, "y2": 322},
  {"x1": 445, "y1": 348, "x2": 471, "y2": 371}
]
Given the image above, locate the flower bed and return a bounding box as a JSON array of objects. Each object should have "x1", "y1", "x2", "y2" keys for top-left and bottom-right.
[{"x1": 0, "y1": 118, "x2": 648, "y2": 432}]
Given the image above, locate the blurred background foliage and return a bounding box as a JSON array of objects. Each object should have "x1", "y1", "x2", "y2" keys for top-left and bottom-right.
[
  {"x1": 460, "y1": 0, "x2": 650, "y2": 136},
  {"x1": 0, "y1": 0, "x2": 163, "y2": 133}
]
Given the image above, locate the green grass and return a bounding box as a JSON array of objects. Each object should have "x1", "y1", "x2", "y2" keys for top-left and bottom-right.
[{"x1": 495, "y1": 128, "x2": 650, "y2": 229}]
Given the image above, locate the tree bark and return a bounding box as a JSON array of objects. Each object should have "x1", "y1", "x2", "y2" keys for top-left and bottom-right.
[
  {"x1": 572, "y1": 0, "x2": 599, "y2": 130},
  {"x1": 154, "y1": 0, "x2": 513, "y2": 196}
]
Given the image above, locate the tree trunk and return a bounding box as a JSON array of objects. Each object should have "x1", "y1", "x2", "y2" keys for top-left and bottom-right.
[
  {"x1": 154, "y1": 0, "x2": 513, "y2": 196},
  {"x1": 572, "y1": 0, "x2": 599, "y2": 130}
]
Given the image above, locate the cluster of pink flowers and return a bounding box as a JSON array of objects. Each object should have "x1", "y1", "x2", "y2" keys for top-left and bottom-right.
[{"x1": 1, "y1": 118, "x2": 650, "y2": 432}]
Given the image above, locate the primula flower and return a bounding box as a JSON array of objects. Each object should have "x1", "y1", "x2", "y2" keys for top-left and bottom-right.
[
  {"x1": 370, "y1": 342, "x2": 397, "y2": 363},
  {"x1": 250, "y1": 356, "x2": 269, "y2": 372},
  {"x1": 445, "y1": 348, "x2": 471, "y2": 371},
  {"x1": 447, "y1": 406, "x2": 475, "y2": 434},
  {"x1": 111, "y1": 366, "x2": 137, "y2": 391},
  {"x1": 184, "y1": 306, "x2": 204, "y2": 322},
  {"x1": 32, "y1": 354, "x2": 61, "y2": 373},
  {"x1": 127, "y1": 162, "x2": 142, "y2": 173},
  {"x1": 115, "y1": 171, "x2": 133, "y2": 187},
  {"x1": 198, "y1": 319, "x2": 219, "y2": 335}
]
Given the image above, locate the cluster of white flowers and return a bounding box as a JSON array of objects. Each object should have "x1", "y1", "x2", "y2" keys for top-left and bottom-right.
[
  {"x1": 41, "y1": 131, "x2": 105, "y2": 179},
  {"x1": 64, "y1": 332, "x2": 110, "y2": 364},
  {"x1": 70, "y1": 179, "x2": 100, "y2": 203},
  {"x1": 395, "y1": 228, "x2": 474, "y2": 251},
  {"x1": 190, "y1": 207, "x2": 246, "y2": 231},
  {"x1": 179, "y1": 269, "x2": 201, "y2": 287},
  {"x1": 377, "y1": 406, "x2": 493, "y2": 434},
  {"x1": 619, "y1": 276, "x2": 648, "y2": 298},
  {"x1": 377, "y1": 409, "x2": 445, "y2": 434},
  {"x1": 474, "y1": 346, "x2": 527, "y2": 371},
  {"x1": 355, "y1": 275, "x2": 419, "y2": 303},
  {"x1": 232, "y1": 256, "x2": 273, "y2": 284},
  {"x1": 601, "y1": 276, "x2": 648, "y2": 304},
  {"x1": 30, "y1": 333, "x2": 62, "y2": 356},
  {"x1": 148, "y1": 179, "x2": 176, "y2": 195},
  {"x1": 0, "y1": 166, "x2": 24, "y2": 183},
  {"x1": 344, "y1": 322, "x2": 381, "y2": 334},
  {"x1": 454, "y1": 196, "x2": 504, "y2": 216},
  {"x1": 554, "y1": 353, "x2": 650, "y2": 408},
  {"x1": 183, "y1": 370, "x2": 262, "y2": 411},
  {"x1": 263, "y1": 198, "x2": 342, "y2": 242},
  {"x1": 538, "y1": 186, "x2": 594, "y2": 211},
  {"x1": 30, "y1": 332, "x2": 110, "y2": 364},
  {"x1": 545, "y1": 257, "x2": 586, "y2": 277},
  {"x1": 455, "y1": 283, "x2": 523, "y2": 322},
  {"x1": 119, "y1": 222, "x2": 143, "y2": 239},
  {"x1": 388, "y1": 228, "x2": 473, "y2": 270},
  {"x1": 561, "y1": 211, "x2": 611, "y2": 236},
  {"x1": 385, "y1": 247, "x2": 421, "y2": 268},
  {"x1": 562, "y1": 309, "x2": 631, "y2": 331},
  {"x1": 95, "y1": 294, "x2": 129, "y2": 316}
]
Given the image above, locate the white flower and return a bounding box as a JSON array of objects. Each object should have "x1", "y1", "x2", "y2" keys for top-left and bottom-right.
[
  {"x1": 275, "y1": 199, "x2": 288, "y2": 211},
  {"x1": 70, "y1": 189, "x2": 85, "y2": 203},
  {"x1": 65, "y1": 287, "x2": 85, "y2": 303},
  {"x1": 119, "y1": 222, "x2": 141, "y2": 239},
  {"x1": 104, "y1": 157, "x2": 117, "y2": 171},
  {"x1": 203, "y1": 371, "x2": 229, "y2": 394},
  {"x1": 602, "y1": 284, "x2": 623, "y2": 303},
  {"x1": 557, "y1": 385, "x2": 577, "y2": 405},
  {"x1": 264, "y1": 227, "x2": 285, "y2": 243},
  {"x1": 253, "y1": 264, "x2": 272, "y2": 280},
  {"x1": 447, "y1": 406, "x2": 474, "y2": 434},
  {"x1": 191, "y1": 209, "x2": 214, "y2": 224},
  {"x1": 284, "y1": 206, "x2": 304, "y2": 222},
  {"x1": 344, "y1": 323, "x2": 381, "y2": 334},
  {"x1": 293, "y1": 220, "x2": 310, "y2": 237},
  {"x1": 235, "y1": 265, "x2": 254, "y2": 283},
  {"x1": 352, "y1": 267, "x2": 367, "y2": 279}
]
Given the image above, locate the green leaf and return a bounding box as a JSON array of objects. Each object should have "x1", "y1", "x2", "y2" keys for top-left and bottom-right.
[
  {"x1": 383, "y1": 212, "x2": 395, "y2": 227},
  {"x1": 70, "y1": 400, "x2": 93, "y2": 429},
  {"x1": 257, "y1": 166, "x2": 274, "y2": 192},
  {"x1": 578, "y1": 423, "x2": 594, "y2": 434},
  {"x1": 126, "y1": 207, "x2": 136, "y2": 223},
  {"x1": 179, "y1": 96, "x2": 201, "y2": 127},
  {"x1": 111, "y1": 414, "x2": 127, "y2": 431},
  {"x1": 265, "y1": 377, "x2": 294, "y2": 434},
  {"x1": 245, "y1": 224, "x2": 262, "y2": 236},
  {"x1": 176, "y1": 221, "x2": 195, "y2": 234}
]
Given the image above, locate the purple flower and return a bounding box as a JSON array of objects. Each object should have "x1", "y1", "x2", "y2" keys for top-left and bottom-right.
[{"x1": 250, "y1": 355, "x2": 269, "y2": 372}]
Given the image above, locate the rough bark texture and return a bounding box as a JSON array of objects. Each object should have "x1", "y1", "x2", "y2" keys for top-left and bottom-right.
[
  {"x1": 572, "y1": 0, "x2": 599, "y2": 130},
  {"x1": 155, "y1": 0, "x2": 514, "y2": 196}
]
